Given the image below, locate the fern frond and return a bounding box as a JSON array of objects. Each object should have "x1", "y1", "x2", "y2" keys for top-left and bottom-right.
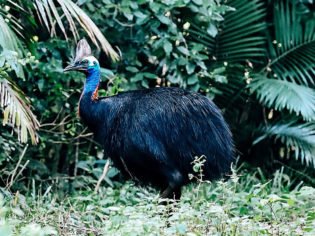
[
  {"x1": 263, "y1": 0, "x2": 315, "y2": 85},
  {"x1": 249, "y1": 77, "x2": 315, "y2": 121},
  {"x1": 255, "y1": 122, "x2": 315, "y2": 167},
  {"x1": 188, "y1": 0, "x2": 267, "y2": 63}
]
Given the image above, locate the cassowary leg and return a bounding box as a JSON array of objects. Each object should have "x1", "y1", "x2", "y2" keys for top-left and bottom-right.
[{"x1": 160, "y1": 169, "x2": 183, "y2": 200}]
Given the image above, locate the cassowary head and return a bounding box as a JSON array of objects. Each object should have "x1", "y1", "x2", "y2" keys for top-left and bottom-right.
[{"x1": 64, "y1": 39, "x2": 99, "y2": 74}]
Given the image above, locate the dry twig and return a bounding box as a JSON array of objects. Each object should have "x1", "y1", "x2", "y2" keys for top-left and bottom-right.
[
  {"x1": 7, "y1": 145, "x2": 28, "y2": 189},
  {"x1": 94, "y1": 159, "x2": 111, "y2": 193}
]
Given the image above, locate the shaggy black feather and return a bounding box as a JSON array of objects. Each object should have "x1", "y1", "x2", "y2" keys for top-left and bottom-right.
[{"x1": 79, "y1": 87, "x2": 234, "y2": 199}]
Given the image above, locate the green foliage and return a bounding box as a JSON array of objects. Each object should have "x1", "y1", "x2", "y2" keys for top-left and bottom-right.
[
  {"x1": 255, "y1": 122, "x2": 315, "y2": 167},
  {"x1": 266, "y1": 0, "x2": 315, "y2": 86},
  {"x1": 85, "y1": 0, "x2": 234, "y2": 92},
  {"x1": 1, "y1": 168, "x2": 314, "y2": 235},
  {"x1": 249, "y1": 77, "x2": 315, "y2": 120},
  {"x1": 248, "y1": 0, "x2": 315, "y2": 166},
  {"x1": 189, "y1": 0, "x2": 267, "y2": 63},
  {"x1": 186, "y1": 0, "x2": 315, "y2": 167},
  {"x1": 0, "y1": 52, "x2": 39, "y2": 144},
  {"x1": 0, "y1": 14, "x2": 25, "y2": 78},
  {"x1": 34, "y1": 0, "x2": 119, "y2": 61},
  {"x1": 0, "y1": 0, "x2": 120, "y2": 144},
  {"x1": 247, "y1": 0, "x2": 315, "y2": 126}
]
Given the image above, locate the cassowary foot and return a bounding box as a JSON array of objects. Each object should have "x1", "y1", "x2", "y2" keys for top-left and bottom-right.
[
  {"x1": 160, "y1": 169, "x2": 183, "y2": 200},
  {"x1": 160, "y1": 186, "x2": 182, "y2": 200}
]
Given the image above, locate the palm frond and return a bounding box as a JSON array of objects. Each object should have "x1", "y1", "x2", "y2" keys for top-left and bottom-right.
[
  {"x1": 32, "y1": 0, "x2": 119, "y2": 61},
  {"x1": 0, "y1": 7, "x2": 25, "y2": 40},
  {"x1": 0, "y1": 14, "x2": 39, "y2": 144},
  {"x1": 262, "y1": 0, "x2": 315, "y2": 85},
  {"x1": 255, "y1": 122, "x2": 315, "y2": 167},
  {"x1": 188, "y1": 0, "x2": 267, "y2": 64},
  {"x1": 0, "y1": 15, "x2": 25, "y2": 79},
  {"x1": 0, "y1": 74, "x2": 39, "y2": 144},
  {"x1": 249, "y1": 77, "x2": 315, "y2": 121}
]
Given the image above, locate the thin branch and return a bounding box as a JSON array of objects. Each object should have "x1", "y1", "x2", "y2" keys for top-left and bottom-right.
[
  {"x1": 94, "y1": 159, "x2": 111, "y2": 193},
  {"x1": 12, "y1": 160, "x2": 30, "y2": 187},
  {"x1": 7, "y1": 145, "x2": 28, "y2": 189},
  {"x1": 113, "y1": 18, "x2": 135, "y2": 27},
  {"x1": 74, "y1": 142, "x2": 79, "y2": 177}
]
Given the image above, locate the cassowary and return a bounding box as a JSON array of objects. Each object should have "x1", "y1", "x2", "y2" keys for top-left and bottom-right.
[{"x1": 64, "y1": 39, "x2": 234, "y2": 199}]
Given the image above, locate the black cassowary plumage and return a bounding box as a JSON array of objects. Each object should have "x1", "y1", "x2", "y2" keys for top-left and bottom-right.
[{"x1": 64, "y1": 39, "x2": 234, "y2": 199}]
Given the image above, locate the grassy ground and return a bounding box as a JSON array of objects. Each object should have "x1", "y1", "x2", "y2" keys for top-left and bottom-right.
[{"x1": 1, "y1": 167, "x2": 315, "y2": 236}]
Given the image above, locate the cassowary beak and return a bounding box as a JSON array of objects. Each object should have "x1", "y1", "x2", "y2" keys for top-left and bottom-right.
[{"x1": 63, "y1": 63, "x2": 87, "y2": 72}]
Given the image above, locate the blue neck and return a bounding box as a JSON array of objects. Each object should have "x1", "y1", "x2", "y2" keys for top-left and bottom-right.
[{"x1": 84, "y1": 68, "x2": 100, "y2": 96}]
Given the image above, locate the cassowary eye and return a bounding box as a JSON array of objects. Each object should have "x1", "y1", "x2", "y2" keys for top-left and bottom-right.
[{"x1": 81, "y1": 60, "x2": 88, "y2": 65}]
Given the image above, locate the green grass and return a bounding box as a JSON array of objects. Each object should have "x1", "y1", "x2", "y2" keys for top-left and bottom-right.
[{"x1": 1, "y1": 167, "x2": 315, "y2": 236}]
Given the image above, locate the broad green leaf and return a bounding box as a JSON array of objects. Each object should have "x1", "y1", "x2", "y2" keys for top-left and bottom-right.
[
  {"x1": 163, "y1": 40, "x2": 173, "y2": 56},
  {"x1": 126, "y1": 66, "x2": 139, "y2": 73},
  {"x1": 177, "y1": 46, "x2": 189, "y2": 56},
  {"x1": 207, "y1": 24, "x2": 218, "y2": 37},
  {"x1": 187, "y1": 74, "x2": 199, "y2": 85},
  {"x1": 186, "y1": 63, "x2": 196, "y2": 75}
]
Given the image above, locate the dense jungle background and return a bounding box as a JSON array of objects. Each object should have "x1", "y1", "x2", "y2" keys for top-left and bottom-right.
[{"x1": 0, "y1": 0, "x2": 314, "y2": 235}]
